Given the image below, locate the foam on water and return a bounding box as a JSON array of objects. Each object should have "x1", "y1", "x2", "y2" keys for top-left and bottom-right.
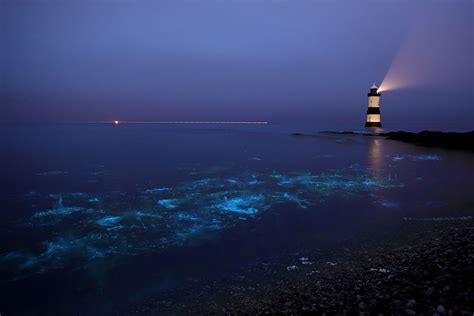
[
  {"x1": 36, "y1": 170, "x2": 69, "y2": 176},
  {"x1": 414, "y1": 155, "x2": 441, "y2": 161},
  {"x1": 33, "y1": 207, "x2": 84, "y2": 218},
  {"x1": 97, "y1": 216, "x2": 121, "y2": 226},
  {"x1": 381, "y1": 200, "x2": 400, "y2": 208},
  {"x1": 282, "y1": 192, "x2": 309, "y2": 209},
  {"x1": 158, "y1": 199, "x2": 179, "y2": 209},
  {"x1": 404, "y1": 216, "x2": 472, "y2": 222},
  {"x1": 143, "y1": 188, "x2": 170, "y2": 194},
  {"x1": 388, "y1": 154, "x2": 442, "y2": 162},
  {"x1": 177, "y1": 213, "x2": 200, "y2": 221},
  {"x1": 214, "y1": 195, "x2": 264, "y2": 215}
]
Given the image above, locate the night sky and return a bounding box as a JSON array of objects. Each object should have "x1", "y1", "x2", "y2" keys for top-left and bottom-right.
[{"x1": 1, "y1": 0, "x2": 472, "y2": 128}]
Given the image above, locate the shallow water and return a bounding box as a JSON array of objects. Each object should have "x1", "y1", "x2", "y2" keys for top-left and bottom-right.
[{"x1": 1, "y1": 124, "x2": 473, "y2": 314}]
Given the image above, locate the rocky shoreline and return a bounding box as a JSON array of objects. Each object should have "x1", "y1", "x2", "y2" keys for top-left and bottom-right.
[
  {"x1": 380, "y1": 131, "x2": 474, "y2": 152},
  {"x1": 233, "y1": 220, "x2": 474, "y2": 315},
  {"x1": 130, "y1": 219, "x2": 474, "y2": 315},
  {"x1": 293, "y1": 130, "x2": 474, "y2": 152}
]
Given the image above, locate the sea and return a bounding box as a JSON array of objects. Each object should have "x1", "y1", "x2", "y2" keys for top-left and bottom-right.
[{"x1": 1, "y1": 124, "x2": 473, "y2": 314}]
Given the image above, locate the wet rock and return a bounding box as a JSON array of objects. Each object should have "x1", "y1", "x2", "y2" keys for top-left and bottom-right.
[
  {"x1": 425, "y1": 287, "x2": 434, "y2": 296},
  {"x1": 437, "y1": 305, "x2": 446, "y2": 314},
  {"x1": 286, "y1": 265, "x2": 298, "y2": 271},
  {"x1": 406, "y1": 299, "x2": 416, "y2": 308}
]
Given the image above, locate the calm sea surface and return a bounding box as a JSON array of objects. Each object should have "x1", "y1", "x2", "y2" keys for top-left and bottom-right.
[{"x1": 1, "y1": 124, "x2": 473, "y2": 314}]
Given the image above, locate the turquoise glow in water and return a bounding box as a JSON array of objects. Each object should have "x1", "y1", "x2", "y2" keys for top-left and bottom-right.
[{"x1": 0, "y1": 167, "x2": 417, "y2": 278}]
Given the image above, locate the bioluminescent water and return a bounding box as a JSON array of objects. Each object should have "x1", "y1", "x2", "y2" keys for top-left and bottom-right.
[{"x1": 1, "y1": 124, "x2": 473, "y2": 314}]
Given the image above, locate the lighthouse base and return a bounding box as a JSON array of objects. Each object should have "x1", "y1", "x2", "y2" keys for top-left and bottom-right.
[{"x1": 365, "y1": 122, "x2": 382, "y2": 128}]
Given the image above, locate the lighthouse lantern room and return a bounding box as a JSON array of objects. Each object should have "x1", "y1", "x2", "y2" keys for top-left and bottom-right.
[{"x1": 365, "y1": 83, "x2": 382, "y2": 128}]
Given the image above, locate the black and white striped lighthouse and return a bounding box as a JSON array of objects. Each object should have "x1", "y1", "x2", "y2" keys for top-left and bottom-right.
[{"x1": 365, "y1": 83, "x2": 382, "y2": 128}]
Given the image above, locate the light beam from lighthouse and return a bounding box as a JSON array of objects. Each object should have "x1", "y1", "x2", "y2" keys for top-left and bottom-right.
[{"x1": 365, "y1": 83, "x2": 382, "y2": 128}]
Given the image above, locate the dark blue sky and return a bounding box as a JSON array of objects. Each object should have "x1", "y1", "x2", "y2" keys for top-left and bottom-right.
[{"x1": 1, "y1": 0, "x2": 472, "y2": 128}]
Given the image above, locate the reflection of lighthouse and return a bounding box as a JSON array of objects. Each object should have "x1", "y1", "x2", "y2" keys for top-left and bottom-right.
[
  {"x1": 368, "y1": 138, "x2": 383, "y2": 177},
  {"x1": 365, "y1": 83, "x2": 382, "y2": 128}
]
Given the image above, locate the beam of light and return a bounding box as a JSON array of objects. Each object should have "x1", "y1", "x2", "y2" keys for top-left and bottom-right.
[{"x1": 378, "y1": 8, "x2": 471, "y2": 93}]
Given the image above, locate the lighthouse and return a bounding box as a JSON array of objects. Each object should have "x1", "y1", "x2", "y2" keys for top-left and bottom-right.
[{"x1": 365, "y1": 83, "x2": 382, "y2": 128}]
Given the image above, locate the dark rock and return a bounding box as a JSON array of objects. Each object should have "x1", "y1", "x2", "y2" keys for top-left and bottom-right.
[
  {"x1": 307, "y1": 130, "x2": 474, "y2": 151},
  {"x1": 380, "y1": 130, "x2": 474, "y2": 151}
]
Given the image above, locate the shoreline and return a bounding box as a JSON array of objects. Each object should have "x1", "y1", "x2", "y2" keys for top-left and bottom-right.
[
  {"x1": 130, "y1": 219, "x2": 474, "y2": 315},
  {"x1": 293, "y1": 130, "x2": 474, "y2": 152},
  {"x1": 233, "y1": 219, "x2": 474, "y2": 315}
]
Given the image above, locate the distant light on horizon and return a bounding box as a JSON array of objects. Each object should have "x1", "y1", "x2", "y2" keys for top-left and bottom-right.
[{"x1": 114, "y1": 120, "x2": 119, "y2": 125}]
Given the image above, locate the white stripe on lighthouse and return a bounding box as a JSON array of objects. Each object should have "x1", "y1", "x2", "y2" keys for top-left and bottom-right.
[
  {"x1": 367, "y1": 114, "x2": 381, "y2": 123},
  {"x1": 368, "y1": 96, "x2": 380, "y2": 107}
]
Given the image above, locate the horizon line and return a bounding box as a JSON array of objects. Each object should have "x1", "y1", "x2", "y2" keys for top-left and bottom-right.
[{"x1": 108, "y1": 121, "x2": 269, "y2": 125}]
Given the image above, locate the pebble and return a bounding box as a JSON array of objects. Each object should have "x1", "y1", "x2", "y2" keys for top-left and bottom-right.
[
  {"x1": 406, "y1": 299, "x2": 416, "y2": 308},
  {"x1": 425, "y1": 287, "x2": 434, "y2": 296},
  {"x1": 437, "y1": 305, "x2": 446, "y2": 314}
]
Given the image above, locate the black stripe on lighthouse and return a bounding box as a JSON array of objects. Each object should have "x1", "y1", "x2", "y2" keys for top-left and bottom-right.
[
  {"x1": 365, "y1": 122, "x2": 382, "y2": 127},
  {"x1": 366, "y1": 107, "x2": 380, "y2": 114}
]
